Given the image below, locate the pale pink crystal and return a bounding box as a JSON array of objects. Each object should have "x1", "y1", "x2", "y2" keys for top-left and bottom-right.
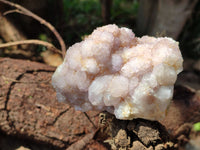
[{"x1": 52, "y1": 24, "x2": 183, "y2": 120}]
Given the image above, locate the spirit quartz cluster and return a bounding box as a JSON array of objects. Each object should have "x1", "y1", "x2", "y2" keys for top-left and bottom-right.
[{"x1": 52, "y1": 24, "x2": 183, "y2": 120}]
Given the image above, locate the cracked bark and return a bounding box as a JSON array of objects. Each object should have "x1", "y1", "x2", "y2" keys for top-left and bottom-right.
[
  {"x1": 1, "y1": 58, "x2": 199, "y2": 150},
  {"x1": 0, "y1": 58, "x2": 100, "y2": 149}
]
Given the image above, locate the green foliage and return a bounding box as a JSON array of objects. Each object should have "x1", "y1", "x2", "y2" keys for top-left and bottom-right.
[
  {"x1": 39, "y1": 34, "x2": 48, "y2": 42},
  {"x1": 62, "y1": 0, "x2": 102, "y2": 45},
  {"x1": 44, "y1": 0, "x2": 140, "y2": 46},
  {"x1": 45, "y1": 0, "x2": 139, "y2": 46},
  {"x1": 63, "y1": 0, "x2": 101, "y2": 22},
  {"x1": 111, "y1": 0, "x2": 138, "y2": 26},
  {"x1": 193, "y1": 122, "x2": 200, "y2": 131},
  {"x1": 61, "y1": 0, "x2": 139, "y2": 45},
  {"x1": 37, "y1": 34, "x2": 48, "y2": 52}
]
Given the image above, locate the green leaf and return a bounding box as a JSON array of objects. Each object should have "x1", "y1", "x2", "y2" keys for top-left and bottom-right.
[
  {"x1": 193, "y1": 122, "x2": 200, "y2": 131},
  {"x1": 39, "y1": 34, "x2": 48, "y2": 41}
]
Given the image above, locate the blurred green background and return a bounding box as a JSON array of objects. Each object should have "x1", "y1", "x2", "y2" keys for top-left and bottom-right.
[
  {"x1": 47, "y1": 0, "x2": 200, "y2": 59},
  {"x1": 48, "y1": 0, "x2": 138, "y2": 45},
  {"x1": 1, "y1": 0, "x2": 200, "y2": 59}
]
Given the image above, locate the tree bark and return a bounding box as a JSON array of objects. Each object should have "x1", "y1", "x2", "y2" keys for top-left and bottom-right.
[
  {"x1": 136, "y1": 0, "x2": 198, "y2": 39},
  {"x1": 100, "y1": 0, "x2": 112, "y2": 24},
  {"x1": 0, "y1": 58, "x2": 99, "y2": 149},
  {"x1": 0, "y1": 58, "x2": 200, "y2": 149}
]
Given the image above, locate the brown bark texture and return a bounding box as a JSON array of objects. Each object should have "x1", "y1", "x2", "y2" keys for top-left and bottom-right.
[
  {"x1": 100, "y1": 0, "x2": 112, "y2": 24},
  {"x1": 0, "y1": 57, "x2": 99, "y2": 149},
  {"x1": 136, "y1": 0, "x2": 198, "y2": 39},
  {"x1": 0, "y1": 58, "x2": 200, "y2": 149}
]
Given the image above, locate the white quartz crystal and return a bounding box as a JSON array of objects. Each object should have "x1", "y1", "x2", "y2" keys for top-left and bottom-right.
[{"x1": 52, "y1": 24, "x2": 183, "y2": 120}]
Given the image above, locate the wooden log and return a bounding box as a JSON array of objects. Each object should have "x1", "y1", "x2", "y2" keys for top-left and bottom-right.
[
  {"x1": 0, "y1": 58, "x2": 100, "y2": 149},
  {"x1": 0, "y1": 58, "x2": 200, "y2": 149}
]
